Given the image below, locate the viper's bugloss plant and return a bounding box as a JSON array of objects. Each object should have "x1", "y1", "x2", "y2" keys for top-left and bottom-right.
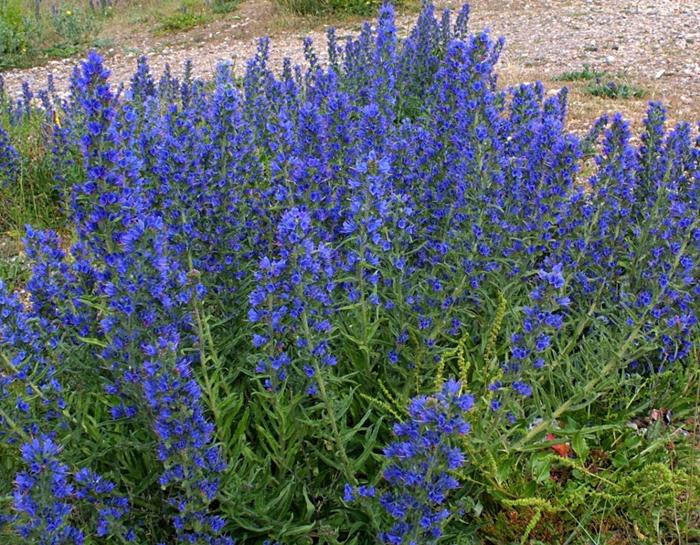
[
  {"x1": 0, "y1": 124, "x2": 20, "y2": 186},
  {"x1": 0, "y1": 273, "x2": 132, "y2": 544},
  {"x1": 13, "y1": 436, "x2": 85, "y2": 544},
  {"x1": 0, "y1": 2, "x2": 698, "y2": 544},
  {"x1": 352, "y1": 379, "x2": 474, "y2": 545}
]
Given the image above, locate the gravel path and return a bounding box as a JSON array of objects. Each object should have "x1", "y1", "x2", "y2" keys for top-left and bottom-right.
[{"x1": 2, "y1": 0, "x2": 699, "y2": 126}]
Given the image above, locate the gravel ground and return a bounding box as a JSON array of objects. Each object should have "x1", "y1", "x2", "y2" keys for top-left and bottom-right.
[{"x1": 1, "y1": 0, "x2": 699, "y2": 128}]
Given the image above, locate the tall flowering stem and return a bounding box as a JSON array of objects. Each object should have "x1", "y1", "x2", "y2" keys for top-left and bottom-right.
[
  {"x1": 1, "y1": 267, "x2": 132, "y2": 543},
  {"x1": 348, "y1": 379, "x2": 474, "y2": 545},
  {"x1": 0, "y1": 124, "x2": 20, "y2": 187},
  {"x1": 68, "y1": 52, "x2": 234, "y2": 545}
]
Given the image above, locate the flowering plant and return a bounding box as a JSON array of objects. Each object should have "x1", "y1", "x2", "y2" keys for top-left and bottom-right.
[{"x1": 0, "y1": 3, "x2": 698, "y2": 544}]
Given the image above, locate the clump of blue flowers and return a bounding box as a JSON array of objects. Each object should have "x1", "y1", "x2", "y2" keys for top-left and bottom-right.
[
  {"x1": 0, "y1": 1, "x2": 697, "y2": 543},
  {"x1": 13, "y1": 436, "x2": 83, "y2": 544},
  {"x1": 347, "y1": 379, "x2": 474, "y2": 544}
]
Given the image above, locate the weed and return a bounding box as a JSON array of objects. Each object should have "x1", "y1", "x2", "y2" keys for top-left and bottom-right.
[
  {"x1": 212, "y1": 0, "x2": 238, "y2": 14},
  {"x1": 155, "y1": 0, "x2": 212, "y2": 33},
  {"x1": 553, "y1": 64, "x2": 606, "y2": 82},
  {"x1": 48, "y1": 4, "x2": 98, "y2": 46},
  {"x1": 584, "y1": 79, "x2": 647, "y2": 99}
]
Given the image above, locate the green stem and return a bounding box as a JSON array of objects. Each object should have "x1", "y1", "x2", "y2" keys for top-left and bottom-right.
[
  {"x1": 183, "y1": 227, "x2": 224, "y2": 425},
  {"x1": 0, "y1": 404, "x2": 29, "y2": 441},
  {"x1": 301, "y1": 311, "x2": 356, "y2": 485}
]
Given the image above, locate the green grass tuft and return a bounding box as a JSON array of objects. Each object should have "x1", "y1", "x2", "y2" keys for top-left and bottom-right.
[
  {"x1": 553, "y1": 65, "x2": 606, "y2": 82},
  {"x1": 584, "y1": 80, "x2": 647, "y2": 100},
  {"x1": 157, "y1": 10, "x2": 208, "y2": 33},
  {"x1": 552, "y1": 66, "x2": 647, "y2": 101}
]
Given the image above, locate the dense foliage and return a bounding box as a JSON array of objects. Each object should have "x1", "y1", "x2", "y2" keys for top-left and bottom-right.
[{"x1": 0, "y1": 3, "x2": 699, "y2": 544}]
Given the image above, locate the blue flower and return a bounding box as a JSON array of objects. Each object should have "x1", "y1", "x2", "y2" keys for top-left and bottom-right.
[{"x1": 512, "y1": 381, "x2": 532, "y2": 397}]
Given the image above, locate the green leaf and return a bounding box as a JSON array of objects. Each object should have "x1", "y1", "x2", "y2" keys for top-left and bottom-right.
[
  {"x1": 495, "y1": 456, "x2": 513, "y2": 485},
  {"x1": 530, "y1": 453, "x2": 553, "y2": 484},
  {"x1": 571, "y1": 432, "x2": 589, "y2": 460},
  {"x1": 76, "y1": 336, "x2": 108, "y2": 348}
]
